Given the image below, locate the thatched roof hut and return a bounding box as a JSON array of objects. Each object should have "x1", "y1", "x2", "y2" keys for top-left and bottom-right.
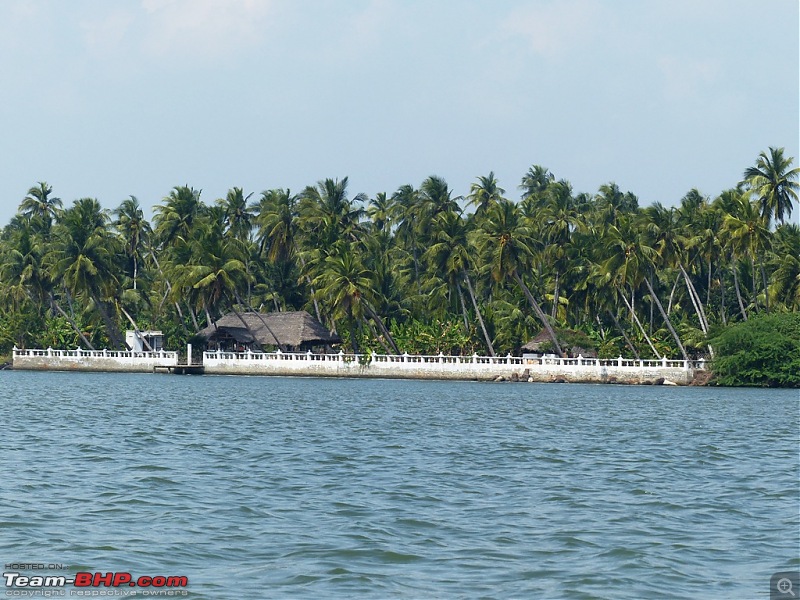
[
  {"x1": 200, "y1": 311, "x2": 340, "y2": 351},
  {"x1": 521, "y1": 329, "x2": 597, "y2": 358}
]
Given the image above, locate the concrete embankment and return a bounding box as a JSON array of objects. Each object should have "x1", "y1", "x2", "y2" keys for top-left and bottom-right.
[
  {"x1": 12, "y1": 348, "x2": 178, "y2": 373},
  {"x1": 202, "y1": 351, "x2": 704, "y2": 385},
  {"x1": 12, "y1": 348, "x2": 706, "y2": 385}
]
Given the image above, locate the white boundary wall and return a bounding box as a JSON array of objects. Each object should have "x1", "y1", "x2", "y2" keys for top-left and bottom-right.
[
  {"x1": 11, "y1": 347, "x2": 707, "y2": 383},
  {"x1": 12, "y1": 347, "x2": 178, "y2": 373},
  {"x1": 203, "y1": 350, "x2": 706, "y2": 384}
]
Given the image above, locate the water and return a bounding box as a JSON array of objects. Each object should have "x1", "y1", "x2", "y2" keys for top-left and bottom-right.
[{"x1": 1, "y1": 371, "x2": 797, "y2": 599}]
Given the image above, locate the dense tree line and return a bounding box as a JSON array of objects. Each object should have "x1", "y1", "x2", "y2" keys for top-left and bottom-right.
[{"x1": 0, "y1": 147, "x2": 797, "y2": 360}]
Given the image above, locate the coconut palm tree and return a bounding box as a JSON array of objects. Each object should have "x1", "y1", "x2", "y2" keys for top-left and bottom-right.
[
  {"x1": 366, "y1": 192, "x2": 395, "y2": 235},
  {"x1": 313, "y1": 244, "x2": 398, "y2": 354},
  {"x1": 218, "y1": 187, "x2": 254, "y2": 242},
  {"x1": 769, "y1": 224, "x2": 800, "y2": 310},
  {"x1": 520, "y1": 165, "x2": 554, "y2": 200},
  {"x1": 471, "y1": 199, "x2": 563, "y2": 356},
  {"x1": 47, "y1": 198, "x2": 126, "y2": 349},
  {"x1": 172, "y1": 213, "x2": 249, "y2": 322},
  {"x1": 541, "y1": 179, "x2": 579, "y2": 319},
  {"x1": 424, "y1": 209, "x2": 495, "y2": 355},
  {"x1": 254, "y1": 188, "x2": 299, "y2": 264},
  {"x1": 722, "y1": 191, "x2": 772, "y2": 314},
  {"x1": 19, "y1": 182, "x2": 62, "y2": 233},
  {"x1": 114, "y1": 196, "x2": 151, "y2": 291},
  {"x1": 743, "y1": 147, "x2": 799, "y2": 226},
  {"x1": 153, "y1": 185, "x2": 203, "y2": 248},
  {"x1": 467, "y1": 171, "x2": 505, "y2": 217}
]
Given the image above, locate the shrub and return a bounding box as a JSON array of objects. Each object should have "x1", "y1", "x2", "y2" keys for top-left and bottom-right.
[{"x1": 710, "y1": 312, "x2": 800, "y2": 387}]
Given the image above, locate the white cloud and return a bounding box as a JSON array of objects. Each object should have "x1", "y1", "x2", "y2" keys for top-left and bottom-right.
[
  {"x1": 499, "y1": 0, "x2": 604, "y2": 59},
  {"x1": 140, "y1": 0, "x2": 277, "y2": 61}
]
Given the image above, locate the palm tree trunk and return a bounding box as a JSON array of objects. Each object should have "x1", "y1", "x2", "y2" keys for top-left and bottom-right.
[
  {"x1": 91, "y1": 292, "x2": 125, "y2": 350},
  {"x1": 50, "y1": 296, "x2": 95, "y2": 350},
  {"x1": 512, "y1": 270, "x2": 563, "y2": 357},
  {"x1": 364, "y1": 303, "x2": 400, "y2": 354},
  {"x1": 463, "y1": 270, "x2": 495, "y2": 357},
  {"x1": 644, "y1": 277, "x2": 688, "y2": 360},
  {"x1": 348, "y1": 307, "x2": 359, "y2": 354},
  {"x1": 551, "y1": 271, "x2": 560, "y2": 319},
  {"x1": 150, "y1": 251, "x2": 190, "y2": 334},
  {"x1": 295, "y1": 251, "x2": 322, "y2": 322},
  {"x1": 719, "y1": 265, "x2": 727, "y2": 326},
  {"x1": 607, "y1": 308, "x2": 639, "y2": 359},
  {"x1": 760, "y1": 260, "x2": 769, "y2": 313},
  {"x1": 732, "y1": 262, "x2": 748, "y2": 320},
  {"x1": 119, "y1": 305, "x2": 153, "y2": 351},
  {"x1": 667, "y1": 273, "x2": 681, "y2": 314},
  {"x1": 186, "y1": 301, "x2": 200, "y2": 331},
  {"x1": 227, "y1": 301, "x2": 264, "y2": 352},
  {"x1": 680, "y1": 264, "x2": 708, "y2": 333},
  {"x1": 619, "y1": 288, "x2": 661, "y2": 359},
  {"x1": 456, "y1": 283, "x2": 470, "y2": 331},
  {"x1": 363, "y1": 317, "x2": 392, "y2": 354},
  {"x1": 233, "y1": 289, "x2": 287, "y2": 352}
]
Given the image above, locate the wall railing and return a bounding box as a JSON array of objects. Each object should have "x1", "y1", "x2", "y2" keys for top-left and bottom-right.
[{"x1": 202, "y1": 349, "x2": 707, "y2": 370}]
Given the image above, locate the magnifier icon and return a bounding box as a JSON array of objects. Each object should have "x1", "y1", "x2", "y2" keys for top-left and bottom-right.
[{"x1": 778, "y1": 578, "x2": 796, "y2": 597}]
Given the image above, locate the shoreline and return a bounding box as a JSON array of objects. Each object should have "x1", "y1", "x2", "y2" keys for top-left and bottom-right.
[{"x1": 11, "y1": 347, "x2": 707, "y2": 386}]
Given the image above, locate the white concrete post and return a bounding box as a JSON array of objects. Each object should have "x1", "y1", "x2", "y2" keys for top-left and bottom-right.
[{"x1": 187, "y1": 343, "x2": 192, "y2": 364}]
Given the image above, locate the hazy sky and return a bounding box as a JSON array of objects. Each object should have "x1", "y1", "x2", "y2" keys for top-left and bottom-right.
[{"x1": 1, "y1": 0, "x2": 797, "y2": 226}]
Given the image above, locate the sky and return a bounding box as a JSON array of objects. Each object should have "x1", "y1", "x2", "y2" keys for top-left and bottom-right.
[{"x1": 0, "y1": 0, "x2": 797, "y2": 227}]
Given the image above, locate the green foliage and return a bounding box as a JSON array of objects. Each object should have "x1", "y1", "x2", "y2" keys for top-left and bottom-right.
[
  {"x1": 39, "y1": 315, "x2": 82, "y2": 349},
  {"x1": 391, "y1": 319, "x2": 477, "y2": 355},
  {"x1": 0, "y1": 148, "x2": 797, "y2": 367},
  {"x1": 710, "y1": 312, "x2": 800, "y2": 387}
]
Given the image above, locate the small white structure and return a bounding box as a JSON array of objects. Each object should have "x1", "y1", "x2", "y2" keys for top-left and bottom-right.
[{"x1": 125, "y1": 330, "x2": 164, "y2": 352}]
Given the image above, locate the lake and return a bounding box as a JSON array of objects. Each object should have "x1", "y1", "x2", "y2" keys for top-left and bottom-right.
[{"x1": 1, "y1": 371, "x2": 797, "y2": 598}]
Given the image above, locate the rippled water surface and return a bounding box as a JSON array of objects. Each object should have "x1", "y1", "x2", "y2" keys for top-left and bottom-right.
[{"x1": 1, "y1": 371, "x2": 798, "y2": 598}]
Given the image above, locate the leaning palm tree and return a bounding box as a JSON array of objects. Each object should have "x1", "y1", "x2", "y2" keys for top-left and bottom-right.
[
  {"x1": 471, "y1": 199, "x2": 563, "y2": 356},
  {"x1": 172, "y1": 214, "x2": 250, "y2": 322},
  {"x1": 743, "y1": 146, "x2": 799, "y2": 226},
  {"x1": 313, "y1": 244, "x2": 398, "y2": 354},
  {"x1": 424, "y1": 209, "x2": 496, "y2": 355},
  {"x1": 601, "y1": 216, "x2": 688, "y2": 360}
]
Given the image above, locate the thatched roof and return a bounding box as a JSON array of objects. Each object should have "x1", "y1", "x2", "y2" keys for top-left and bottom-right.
[
  {"x1": 200, "y1": 311, "x2": 340, "y2": 348},
  {"x1": 521, "y1": 330, "x2": 551, "y2": 352},
  {"x1": 521, "y1": 329, "x2": 597, "y2": 358}
]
